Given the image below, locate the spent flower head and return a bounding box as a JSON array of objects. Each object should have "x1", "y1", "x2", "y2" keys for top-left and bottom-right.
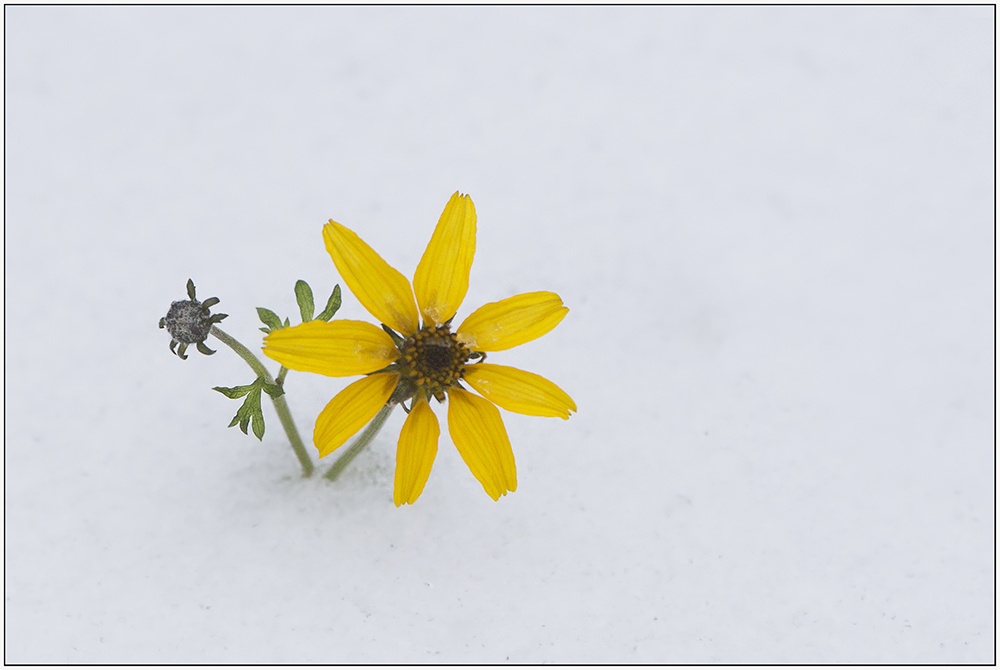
[
  {"x1": 159, "y1": 279, "x2": 228, "y2": 359},
  {"x1": 263, "y1": 192, "x2": 576, "y2": 505}
]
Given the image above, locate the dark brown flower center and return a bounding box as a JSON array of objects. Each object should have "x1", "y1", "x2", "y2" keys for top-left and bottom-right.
[{"x1": 397, "y1": 324, "x2": 471, "y2": 402}]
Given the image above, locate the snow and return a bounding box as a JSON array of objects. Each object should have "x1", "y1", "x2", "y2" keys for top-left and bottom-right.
[{"x1": 4, "y1": 6, "x2": 994, "y2": 663}]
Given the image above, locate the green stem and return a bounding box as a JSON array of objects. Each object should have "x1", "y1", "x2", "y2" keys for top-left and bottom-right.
[
  {"x1": 324, "y1": 404, "x2": 395, "y2": 481},
  {"x1": 210, "y1": 325, "x2": 314, "y2": 477}
]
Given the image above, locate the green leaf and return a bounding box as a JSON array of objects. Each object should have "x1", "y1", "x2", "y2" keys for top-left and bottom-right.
[
  {"x1": 216, "y1": 377, "x2": 269, "y2": 440},
  {"x1": 294, "y1": 280, "x2": 315, "y2": 322},
  {"x1": 186, "y1": 278, "x2": 197, "y2": 300},
  {"x1": 261, "y1": 380, "x2": 284, "y2": 399},
  {"x1": 250, "y1": 389, "x2": 266, "y2": 440},
  {"x1": 213, "y1": 383, "x2": 256, "y2": 399},
  {"x1": 316, "y1": 284, "x2": 342, "y2": 321},
  {"x1": 256, "y1": 307, "x2": 283, "y2": 333}
]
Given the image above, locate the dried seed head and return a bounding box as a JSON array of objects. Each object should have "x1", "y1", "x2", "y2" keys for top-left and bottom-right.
[
  {"x1": 161, "y1": 299, "x2": 214, "y2": 344},
  {"x1": 159, "y1": 279, "x2": 228, "y2": 359}
]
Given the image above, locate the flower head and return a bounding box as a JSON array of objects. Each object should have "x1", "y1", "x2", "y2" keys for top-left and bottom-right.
[
  {"x1": 263, "y1": 192, "x2": 576, "y2": 505},
  {"x1": 160, "y1": 279, "x2": 228, "y2": 359}
]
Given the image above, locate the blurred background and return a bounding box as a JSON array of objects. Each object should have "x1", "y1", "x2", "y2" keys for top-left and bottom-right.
[{"x1": 4, "y1": 6, "x2": 993, "y2": 663}]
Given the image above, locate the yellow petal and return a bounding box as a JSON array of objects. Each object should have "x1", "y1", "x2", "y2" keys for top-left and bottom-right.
[
  {"x1": 456, "y1": 291, "x2": 569, "y2": 352},
  {"x1": 393, "y1": 398, "x2": 440, "y2": 506},
  {"x1": 323, "y1": 220, "x2": 420, "y2": 335},
  {"x1": 263, "y1": 320, "x2": 399, "y2": 377},
  {"x1": 446, "y1": 388, "x2": 517, "y2": 501},
  {"x1": 314, "y1": 373, "x2": 399, "y2": 458},
  {"x1": 412, "y1": 191, "x2": 477, "y2": 326},
  {"x1": 462, "y1": 363, "x2": 577, "y2": 420}
]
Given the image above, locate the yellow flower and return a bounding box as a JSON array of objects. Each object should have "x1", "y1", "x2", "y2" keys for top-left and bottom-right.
[{"x1": 263, "y1": 192, "x2": 576, "y2": 505}]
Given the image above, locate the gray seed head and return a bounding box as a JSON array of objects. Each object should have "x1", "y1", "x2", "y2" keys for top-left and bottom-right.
[
  {"x1": 160, "y1": 280, "x2": 227, "y2": 359},
  {"x1": 162, "y1": 300, "x2": 214, "y2": 343}
]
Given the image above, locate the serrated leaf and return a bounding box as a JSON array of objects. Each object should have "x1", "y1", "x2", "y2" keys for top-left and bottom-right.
[
  {"x1": 238, "y1": 400, "x2": 253, "y2": 434},
  {"x1": 257, "y1": 307, "x2": 283, "y2": 332},
  {"x1": 230, "y1": 390, "x2": 251, "y2": 433},
  {"x1": 316, "y1": 284, "x2": 342, "y2": 321},
  {"x1": 283, "y1": 316, "x2": 290, "y2": 328},
  {"x1": 217, "y1": 377, "x2": 270, "y2": 440},
  {"x1": 213, "y1": 383, "x2": 255, "y2": 399},
  {"x1": 251, "y1": 398, "x2": 265, "y2": 440},
  {"x1": 294, "y1": 280, "x2": 315, "y2": 322}
]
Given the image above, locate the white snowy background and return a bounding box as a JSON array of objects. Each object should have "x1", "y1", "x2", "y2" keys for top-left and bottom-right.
[{"x1": 4, "y1": 6, "x2": 994, "y2": 663}]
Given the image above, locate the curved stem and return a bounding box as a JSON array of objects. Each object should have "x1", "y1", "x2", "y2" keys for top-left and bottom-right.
[
  {"x1": 210, "y1": 326, "x2": 271, "y2": 378},
  {"x1": 324, "y1": 404, "x2": 395, "y2": 482},
  {"x1": 210, "y1": 326, "x2": 314, "y2": 477}
]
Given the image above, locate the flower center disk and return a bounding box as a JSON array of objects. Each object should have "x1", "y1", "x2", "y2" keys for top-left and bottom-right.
[{"x1": 398, "y1": 324, "x2": 471, "y2": 400}]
